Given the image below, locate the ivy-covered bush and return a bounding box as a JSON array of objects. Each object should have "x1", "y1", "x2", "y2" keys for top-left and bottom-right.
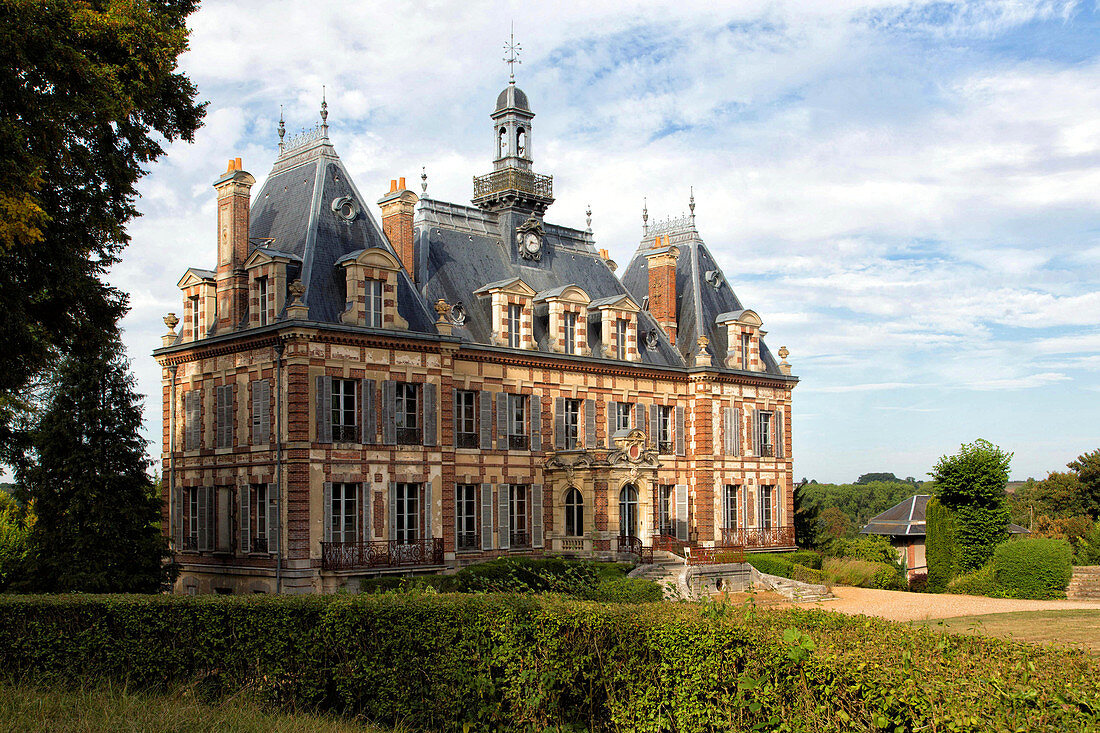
[
  {"x1": 926, "y1": 497, "x2": 961, "y2": 593},
  {"x1": 0, "y1": 594, "x2": 1097, "y2": 732},
  {"x1": 993, "y1": 538, "x2": 1073, "y2": 599}
]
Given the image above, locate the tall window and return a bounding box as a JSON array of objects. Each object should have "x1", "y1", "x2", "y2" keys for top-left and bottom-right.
[
  {"x1": 456, "y1": 484, "x2": 478, "y2": 550},
  {"x1": 510, "y1": 484, "x2": 529, "y2": 547},
  {"x1": 257, "y1": 276, "x2": 269, "y2": 326},
  {"x1": 330, "y1": 483, "x2": 358, "y2": 543},
  {"x1": 760, "y1": 486, "x2": 773, "y2": 529},
  {"x1": 657, "y1": 405, "x2": 673, "y2": 454},
  {"x1": 564, "y1": 488, "x2": 583, "y2": 537},
  {"x1": 508, "y1": 393, "x2": 528, "y2": 449},
  {"x1": 619, "y1": 484, "x2": 638, "y2": 538},
  {"x1": 757, "y1": 411, "x2": 773, "y2": 457},
  {"x1": 331, "y1": 379, "x2": 358, "y2": 442},
  {"x1": 455, "y1": 390, "x2": 477, "y2": 448},
  {"x1": 563, "y1": 399, "x2": 580, "y2": 450},
  {"x1": 251, "y1": 483, "x2": 269, "y2": 553},
  {"x1": 190, "y1": 296, "x2": 200, "y2": 340},
  {"x1": 614, "y1": 319, "x2": 628, "y2": 359},
  {"x1": 741, "y1": 333, "x2": 750, "y2": 369},
  {"x1": 396, "y1": 383, "x2": 420, "y2": 445},
  {"x1": 507, "y1": 304, "x2": 522, "y2": 348},
  {"x1": 396, "y1": 483, "x2": 419, "y2": 544},
  {"x1": 614, "y1": 402, "x2": 632, "y2": 433},
  {"x1": 563, "y1": 311, "x2": 577, "y2": 354},
  {"x1": 184, "y1": 486, "x2": 200, "y2": 551},
  {"x1": 657, "y1": 484, "x2": 673, "y2": 536},
  {"x1": 365, "y1": 279, "x2": 383, "y2": 328},
  {"x1": 723, "y1": 485, "x2": 738, "y2": 530}
]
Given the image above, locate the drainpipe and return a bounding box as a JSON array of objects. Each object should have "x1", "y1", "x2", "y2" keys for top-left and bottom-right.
[
  {"x1": 274, "y1": 339, "x2": 285, "y2": 594},
  {"x1": 168, "y1": 364, "x2": 179, "y2": 552}
]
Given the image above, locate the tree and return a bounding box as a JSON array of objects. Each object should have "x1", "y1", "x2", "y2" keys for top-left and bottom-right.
[
  {"x1": 1011, "y1": 471, "x2": 1084, "y2": 521},
  {"x1": 856, "y1": 472, "x2": 899, "y2": 484},
  {"x1": 930, "y1": 439, "x2": 1012, "y2": 571},
  {"x1": 793, "y1": 480, "x2": 820, "y2": 548},
  {"x1": 0, "y1": 0, "x2": 204, "y2": 464},
  {"x1": 15, "y1": 333, "x2": 172, "y2": 592},
  {"x1": 818, "y1": 507, "x2": 850, "y2": 541},
  {"x1": 1068, "y1": 449, "x2": 1100, "y2": 519}
]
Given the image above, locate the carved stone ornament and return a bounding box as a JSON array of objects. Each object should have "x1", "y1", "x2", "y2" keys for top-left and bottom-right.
[
  {"x1": 163, "y1": 313, "x2": 179, "y2": 332},
  {"x1": 516, "y1": 215, "x2": 545, "y2": 261},
  {"x1": 288, "y1": 279, "x2": 306, "y2": 302},
  {"x1": 607, "y1": 428, "x2": 658, "y2": 467},
  {"x1": 434, "y1": 298, "x2": 451, "y2": 317},
  {"x1": 450, "y1": 302, "x2": 467, "y2": 325}
]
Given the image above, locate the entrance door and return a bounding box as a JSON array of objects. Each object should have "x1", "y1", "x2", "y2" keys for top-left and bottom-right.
[{"x1": 619, "y1": 484, "x2": 638, "y2": 538}]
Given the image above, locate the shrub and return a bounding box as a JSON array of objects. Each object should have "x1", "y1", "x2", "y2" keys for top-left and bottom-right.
[
  {"x1": 822, "y1": 558, "x2": 902, "y2": 589},
  {"x1": 926, "y1": 497, "x2": 961, "y2": 592},
  {"x1": 790, "y1": 564, "x2": 825, "y2": 585},
  {"x1": 824, "y1": 535, "x2": 898, "y2": 566},
  {"x1": 993, "y1": 538, "x2": 1073, "y2": 600},
  {"x1": 744, "y1": 554, "x2": 792, "y2": 578},
  {"x1": 908, "y1": 572, "x2": 929, "y2": 593},
  {"x1": 584, "y1": 578, "x2": 663, "y2": 603},
  {"x1": 787, "y1": 550, "x2": 823, "y2": 570},
  {"x1": 931, "y1": 439, "x2": 1012, "y2": 571},
  {"x1": 1074, "y1": 520, "x2": 1100, "y2": 565},
  {"x1": 451, "y1": 556, "x2": 599, "y2": 596},
  {"x1": 947, "y1": 562, "x2": 999, "y2": 597}
]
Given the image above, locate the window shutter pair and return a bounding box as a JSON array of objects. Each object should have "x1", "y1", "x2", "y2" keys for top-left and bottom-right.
[
  {"x1": 323, "y1": 482, "x2": 333, "y2": 542},
  {"x1": 316, "y1": 376, "x2": 333, "y2": 443},
  {"x1": 606, "y1": 401, "x2": 617, "y2": 448},
  {"x1": 584, "y1": 399, "x2": 596, "y2": 449},
  {"x1": 649, "y1": 404, "x2": 659, "y2": 449},
  {"x1": 497, "y1": 484, "x2": 510, "y2": 549},
  {"x1": 675, "y1": 484, "x2": 689, "y2": 541},
  {"x1": 239, "y1": 485, "x2": 250, "y2": 554},
  {"x1": 554, "y1": 398, "x2": 565, "y2": 450},
  {"x1": 252, "y1": 380, "x2": 271, "y2": 445},
  {"x1": 479, "y1": 391, "x2": 493, "y2": 449},
  {"x1": 496, "y1": 393, "x2": 508, "y2": 450},
  {"x1": 215, "y1": 385, "x2": 234, "y2": 449},
  {"x1": 361, "y1": 379, "x2": 377, "y2": 444},
  {"x1": 532, "y1": 484, "x2": 543, "y2": 548},
  {"x1": 722, "y1": 407, "x2": 741, "y2": 456},
  {"x1": 422, "y1": 383, "x2": 437, "y2": 446},
  {"x1": 529, "y1": 396, "x2": 541, "y2": 452},
  {"x1": 185, "y1": 390, "x2": 201, "y2": 451},
  {"x1": 674, "y1": 405, "x2": 685, "y2": 456},
  {"x1": 480, "y1": 483, "x2": 493, "y2": 550},
  {"x1": 381, "y1": 381, "x2": 396, "y2": 445},
  {"x1": 775, "y1": 408, "x2": 785, "y2": 458}
]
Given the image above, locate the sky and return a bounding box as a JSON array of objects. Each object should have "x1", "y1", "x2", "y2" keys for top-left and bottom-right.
[{"x1": 110, "y1": 0, "x2": 1100, "y2": 484}]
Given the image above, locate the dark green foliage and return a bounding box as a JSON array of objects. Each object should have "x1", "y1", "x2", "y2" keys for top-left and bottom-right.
[
  {"x1": 786, "y1": 550, "x2": 823, "y2": 570},
  {"x1": 824, "y1": 535, "x2": 899, "y2": 566},
  {"x1": 993, "y1": 539, "x2": 1073, "y2": 600},
  {"x1": 792, "y1": 480, "x2": 819, "y2": 548},
  {"x1": 908, "y1": 573, "x2": 928, "y2": 593},
  {"x1": 744, "y1": 554, "x2": 794, "y2": 578},
  {"x1": 0, "y1": 595, "x2": 1097, "y2": 732},
  {"x1": 931, "y1": 440, "x2": 1012, "y2": 571},
  {"x1": 13, "y1": 335, "x2": 171, "y2": 592},
  {"x1": 801, "y1": 481, "x2": 919, "y2": 537},
  {"x1": 1074, "y1": 520, "x2": 1100, "y2": 565},
  {"x1": 926, "y1": 498, "x2": 961, "y2": 592},
  {"x1": 1068, "y1": 449, "x2": 1100, "y2": 519},
  {"x1": 946, "y1": 562, "x2": 999, "y2": 597},
  {"x1": 586, "y1": 577, "x2": 664, "y2": 603},
  {"x1": 0, "y1": 0, "x2": 204, "y2": 463},
  {"x1": 855, "y1": 472, "x2": 918, "y2": 485}
]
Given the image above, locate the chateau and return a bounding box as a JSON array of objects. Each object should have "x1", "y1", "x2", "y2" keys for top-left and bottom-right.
[{"x1": 154, "y1": 76, "x2": 799, "y2": 594}]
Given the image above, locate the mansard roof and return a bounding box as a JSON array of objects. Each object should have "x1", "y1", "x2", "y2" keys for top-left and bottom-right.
[
  {"x1": 247, "y1": 132, "x2": 436, "y2": 332},
  {"x1": 621, "y1": 218, "x2": 783, "y2": 375}
]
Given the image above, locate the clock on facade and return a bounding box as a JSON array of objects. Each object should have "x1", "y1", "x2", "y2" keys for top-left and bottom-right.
[{"x1": 524, "y1": 232, "x2": 541, "y2": 256}]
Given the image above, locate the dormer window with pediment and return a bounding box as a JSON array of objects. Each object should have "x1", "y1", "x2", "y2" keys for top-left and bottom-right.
[
  {"x1": 473, "y1": 277, "x2": 536, "y2": 350},
  {"x1": 716, "y1": 310, "x2": 765, "y2": 372},
  {"x1": 335, "y1": 247, "x2": 408, "y2": 330},
  {"x1": 534, "y1": 285, "x2": 591, "y2": 356},
  {"x1": 587, "y1": 294, "x2": 641, "y2": 362},
  {"x1": 177, "y1": 268, "x2": 216, "y2": 342},
  {"x1": 245, "y1": 247, "x2": 299, "y2": 328}
]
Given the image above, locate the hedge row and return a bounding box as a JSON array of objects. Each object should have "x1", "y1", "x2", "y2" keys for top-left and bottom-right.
[
  {"x1": 948, "y1": 539, "x2": 1074, "y2": 599},
  {"x1": 0, "y1": 594, "x2": 1096, "y2": 732},
  {"x1": 744, "y1": 553, "x2": 904, "y2": 590}
]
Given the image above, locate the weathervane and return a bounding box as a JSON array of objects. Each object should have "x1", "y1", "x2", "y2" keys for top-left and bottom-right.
[
  {"x1": 503, "y1": 23, "x2": 522, "y2": 83},
  {"x1": 320, "y1": 85, "x2": 328, "y2": 136},
  {"x1": 278, "y1": 105, "x2": 285, "y2": 154}
]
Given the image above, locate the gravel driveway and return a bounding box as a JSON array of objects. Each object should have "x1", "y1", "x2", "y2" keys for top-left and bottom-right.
[{"x1": 805, "y1": 586, "x2": 1100, "y2": 621}]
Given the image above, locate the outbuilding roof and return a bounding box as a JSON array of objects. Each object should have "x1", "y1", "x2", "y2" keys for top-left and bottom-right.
[{"x1": 861, "y1": 494, "x2": 1030, "y2": 537}]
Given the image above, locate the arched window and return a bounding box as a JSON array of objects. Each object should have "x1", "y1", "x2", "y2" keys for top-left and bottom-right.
[
  {"x1": 516, "y1": 127, "x2": 527, "y2": 157},
  {"x1": 619, "y1": 484, "x2": 638, "y2": 538},
  {"x1": 498, "y1": 127, "x2": 508, "y2": 157},
  {"x1": 564, "y1": 488, "x2": 583, "y2": 537}
]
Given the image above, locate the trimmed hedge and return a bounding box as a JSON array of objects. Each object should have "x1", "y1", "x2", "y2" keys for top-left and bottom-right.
[
  {"x1": 946, "y1": 562, "x2": 998, "y2": 597},
  {"x1": 822, "y1": 558, "x2": 905, "y2": 590},
  {"x1": 994, "y1": 538, "x2": 1073, "y2": 599},
  {"x1": 926, "y1": 497, "x2": 960, "y2": 592},
  {"x1": 0, "y1": 594, "x2": 1097, "y2": 732}
]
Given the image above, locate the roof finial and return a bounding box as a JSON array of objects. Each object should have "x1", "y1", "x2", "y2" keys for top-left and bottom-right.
[
  {"x1": 642, "y1": 197, "x2": 649, "y2": 236},
  {"x1": 421, "y1": 166, "x2": 428, "y2": 195},
  {"x1": 320, "y1": 85, "x2": 329, "y2": 136},
  {"x1": 503, "y1": 22, "x2": 522, "y2": 84},
  {"x1": 278, "y1": 105, "x2": 285, "y2": 154},
  {"x1": 585, "y1": 204, "x2": 592, "y2": 234},
  {"x1": 689, "y1": 186, "x2": 696, "y2": 227}
]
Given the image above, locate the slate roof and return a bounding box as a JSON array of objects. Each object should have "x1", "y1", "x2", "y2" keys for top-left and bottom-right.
[
  {"x1": 862, "y1": 495, "x2": 1030, "y2": 537},
  {"x1": 621, "y1": 222, "x2": 782, "y2": 373},
  {"x1": 246, "y1": 133, "x2": 437, "y2": 332}
]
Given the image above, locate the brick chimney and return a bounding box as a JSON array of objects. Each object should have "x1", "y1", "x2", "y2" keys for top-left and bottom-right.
[
  {"x1": 645, "y1": 236, "x2": 679, "y2": 346},
  {"x1": 378, "y1": 177, "x2": 419, "y2": 280},
  {"x1": 214, "y1": 158, "x2": 255, "y2": 332}
]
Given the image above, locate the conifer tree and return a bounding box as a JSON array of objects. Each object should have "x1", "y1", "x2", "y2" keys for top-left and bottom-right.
[{"x1": 16, "y1": 332, "x2": 171, "y2": 592}]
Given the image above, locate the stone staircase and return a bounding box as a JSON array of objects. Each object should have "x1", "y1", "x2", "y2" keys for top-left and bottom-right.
[
  {"x1": 753, "y1": 569, "x2": 835, "y2": 603},
  {"x1": 629, "y1": 556, "x2": 687, "y2": 599},
  {"x1": 1067, "y1": 566, "x2": 1100, "y2": 600}
]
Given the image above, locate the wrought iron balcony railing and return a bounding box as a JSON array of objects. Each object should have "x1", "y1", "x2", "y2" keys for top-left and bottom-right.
[
  {"x1": 456, "y1": 532, "x2": 480, "y2": 551},
  {"x1": 250, "y1": 536, "x2": 269, "y2": 554},
  {"x1": 510, "y1": 531, "x2": 531, "y2": 548},
  {"x1": 456, "y1": 432, "x2": 479, "y2": 449},
  {"x1": 758, "y1": 444, "x2": 775, "y2": 458},
  {"x1": 473, "y1": 168, "x2": 553, "y2": 201},
  {"x1": 321, "y1": 538, "x2": 444, "y2": 571},
  {"x1": 719, "y1": 526, "x2": 795, "y2": 549}
]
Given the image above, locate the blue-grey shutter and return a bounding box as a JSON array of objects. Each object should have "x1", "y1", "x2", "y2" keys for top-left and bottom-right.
[
  {"x1": 323, "y1": 482, "x2": 333, "y2": 543},
  {"x1": 584, "y1": 398, "x2": 596, "y2": 449},
  {"x1": 498, "y1": 484, "x2": 510, "y2": 549},
  {"x1": 454, "y1": 483, "x2": 461, "y2": 545},
  {"x1": 198, "y1": 486, "x2": 210, "y2": 551},
  {"x1": 606, "y1": 401, "x2": 616, "y2": 448},
  {"x1": 424, "y1": 481, "x2": 433, "y2": 538},
  {"x1": 316, "y1": 376, "x2": 332, "y2": 443},
  {"x1": 191, "y1": 390, "x2": 202, "y2": 450},
  {"x1": 382, "y1": 381, "x2": 396, "y2": 445},
  {"x1": 529, "y1": 395, "x2": 541, "y2": 452},
  {"x1": 239, "y1": 485, "x2": 249, "y2": 555},
  {"x1": 480, "y1": 483, "x2": 493, "y2": 550},
  {"x1": 649, "y1": 404, "x2": 659, "y2": 449},
  {"x1": 388, "y1": 481, "x2": 397, "y2": 541},
  {"x1": 752, "y1": 409, "x2": 761, "y2": 455},
  {"x1": 174, "y1": 485, "x2": 184, "y2": 547},
  {"x1": 532, "y1": 484, "x2": 543, "y2": 548},
  {"x1": 360, "y1": 483, "x2": 371, "y2": 543},
  {"x1": 267, "y1": 485, "x2": 279, "y2": 554},
  {"x1": 733, "y1": 407, "x2": 742, "y2": 457},
  {"x1": 675, "y1": 405, "x2": 685, "y2": 456},
  {"x1": 479, "y1": 390, "x2": 492, "y2": 449},
  {"x1": 184, "y1": 391, "x2": 196, "y2": 451},
  {"x1": 452, "y1": 389, "x2": 459, "y2": 447},
  {"x1": 721, "y1": 407, "x2": 732, "y2": 455},
  {"x1": 775, "y1": 408, "x2": 785, "y2": 459},
  {"x1": 633, "y1": 403, "x2": 644, "y2": 433},
  {"x1": 423, "y1": 383, "x2": 437, "y2": 446},
  {"x1": 252, "y1": 381, "x2": 267, "y2": 445},
  {"x1": 226, "y1": 384, "x2": 235, "y2": 448},
  {"x1": 554, "y1": 398, "x2": 565, "y2": 450},
  {"x1": 496, "y1": 392, "x2": 508, "y2": 450},
  {"x1": 361, "y1": 378, "x2": 376, "y2": 444},
  {"x1": 675, "y1": 484, "x2": 689, "y2": 541}
]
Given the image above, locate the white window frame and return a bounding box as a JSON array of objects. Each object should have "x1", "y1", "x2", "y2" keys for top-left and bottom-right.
[
  {"x1": 508, "y1": 393, "x2": 528, "y2": 448},
  {"x1": 331, "y1": 378, "x2": 358, "y2": 442},
  {"x1": 563, "y1": 399, "x2": 580, "y2": 450},
  {"x1": 614, "y1": 318, "x2": 627, "y2": 359},
  {"x1": 456, "y1": 390, "x2": 477, "y2": 446},
  {"x1": 507, "y1": 303, "x2": 521, "y2": 348},
  {"x1": 614, "y1": 402, "x2": 632, "y2": 432},
  {"x1": 456, "y1": 483, "x2": 477, "y2": 548},
  {"x1": 657, "y1": 484, "x2": 673, "y2": 536},
  {"x1": 251, "y1": 483, "x2": 268, "y2": 552},
  {"x1": 396, "y1": 482, "x2": 419, "y2": 544},
  {"x1": 564, "y1": 487, "x2": 583, "y2": 537},
  {"x1": 741, "y1": 332, "x2": 750, "y2": 369},
  {"x1": 365, "y1": 278, "x2": 383, "y2": 328},
  {"x1": 257, "y1": 276, "x2": 269, "y2": 326},
  {"x1": 563, "y1": 310, "x2": 576, "y2": 354},
  {"x1": 190, "y1": 295, "x2": 200, "y2": 340},
  {"x1": 395, "y1": 383, "x2": 420, "y2": 445},
  {"x1": 657, "y1": 405, "x2": 673, "y2": 453},
  {"x1": 509, "y1": 484, "x2": 529, "y2": 546},
  {"x1": 760, "y1": 485, "x2": 774, "y2": 530},
  {"x1": 724, "y1": 484, "x2": 738, "y2": 530}
]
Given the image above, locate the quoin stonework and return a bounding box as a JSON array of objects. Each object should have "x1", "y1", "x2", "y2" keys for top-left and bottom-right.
[{"x1": 154, "y1": 77, "x2": 799, "y2": 594}]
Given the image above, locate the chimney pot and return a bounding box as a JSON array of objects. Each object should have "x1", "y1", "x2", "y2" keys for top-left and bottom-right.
[
  {"x1": 399, "y1": 177, "x2": 406, "y2": 190},
  {"x1": 235, "y1": 157, "x2": 242, "y2": 170},
  {"x1": 389, "y1": 179, "x2": 398, "y2": 193}
]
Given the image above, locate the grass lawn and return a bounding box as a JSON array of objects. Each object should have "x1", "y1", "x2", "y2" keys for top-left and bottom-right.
[
  {"x1": 915, "y1": 610, "x2": 1100, "y2": 654},
  {"x1": 0, "y1": 680, "x2": 390, "y2": 733}
]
